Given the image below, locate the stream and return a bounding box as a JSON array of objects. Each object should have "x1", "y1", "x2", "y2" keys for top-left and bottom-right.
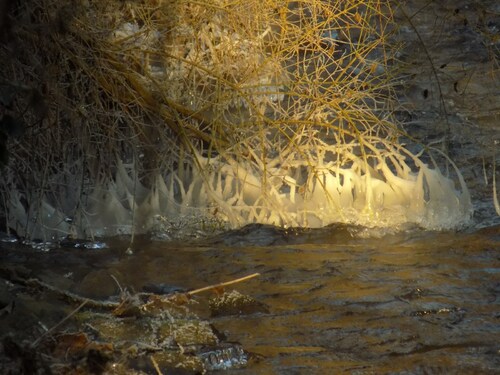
[{"x1": 0, "y1": 224, "x2": 499, "y2": 373}]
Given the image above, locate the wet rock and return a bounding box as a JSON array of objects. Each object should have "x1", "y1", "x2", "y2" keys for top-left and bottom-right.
[
  {"x1": 142, "y1": 283, "x2": 186, "y2": 295},
  {"x1": 198, "y1": 343, "x2": 249, "y2": 371},
  {"x1": 173, "y1": 320, "x2": 219, "y2": 348},
  {"x1": 76, "y1": 269, "x2": 121, "y2": 299},
  {"x1": 210, "y1": 224, "x2": 289, "y2": 247},
  {"x1": 209, "y1": 290, "x2": 269, "y2": 317}
]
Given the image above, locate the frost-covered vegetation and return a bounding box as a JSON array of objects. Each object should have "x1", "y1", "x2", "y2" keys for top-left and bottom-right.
[{"x1": 0, "y1": 0, "x2": 472, "y2": 240}]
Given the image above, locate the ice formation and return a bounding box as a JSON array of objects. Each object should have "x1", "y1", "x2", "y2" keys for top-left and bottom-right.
[
  {"x1": 0, "y1": 0, "x2": 473, "y2": 240},
  {"x1": 6, "y1": 143, "x2": 472, "y2": 240}
]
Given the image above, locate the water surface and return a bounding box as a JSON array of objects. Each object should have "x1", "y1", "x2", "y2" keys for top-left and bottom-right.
[{"x1": 2, "y1": 224, "x2": 498, "y2": 374}]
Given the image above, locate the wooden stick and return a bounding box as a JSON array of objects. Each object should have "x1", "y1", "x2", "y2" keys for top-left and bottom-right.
[
  {"x1": 31, "y1": 300, "x2": 88, "y2": 348},
  {"x1": 187, "y1": 273, "x2": 260, "y2": 296},
  {"x1": 1, "y1": 267, "x2": 260, "y2": 311},
  {"x1": 25, "y1": 278, "x2": 120, "y2": 309},
  {"x1": 151, "y1": 355, "x2": 163, "y2": 375}
]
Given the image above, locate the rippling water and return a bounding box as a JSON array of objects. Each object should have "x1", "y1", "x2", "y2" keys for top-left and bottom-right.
[
  {"x1": 167, "y1": 227, "x2": 495, "y2": 374},
  {"x1": 1, "y1": 224, "x2": 498, "y2": 373},
  {"x1": 197, "y1": 225, "x2": 499, "y2": 374}
]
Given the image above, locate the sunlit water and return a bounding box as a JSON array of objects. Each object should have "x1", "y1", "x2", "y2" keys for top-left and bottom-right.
[{"x1": 1, "y1": 223, "x2": 499, "y2": 374}]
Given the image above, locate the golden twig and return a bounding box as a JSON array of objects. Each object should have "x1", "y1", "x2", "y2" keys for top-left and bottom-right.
[
  {"x1": 187, "y1": 273, "x2": 260, "y2": 296},
  {"x1": 151, "y1": 355, "x2": 163, "y2": 375}
]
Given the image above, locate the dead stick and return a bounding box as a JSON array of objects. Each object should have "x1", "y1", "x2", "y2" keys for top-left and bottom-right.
[
  {"x1": 187, "y1": 273, "x2": 260, "y2": 296},
  {"x1": 150, "y1": 355, "x2": 163, "y2": 375},
  {"x1": 26, "y1": 278, "x2": 120, "y2": 309},
  {"x1": 31, "y1": 300, "x2": 88, "y2": 348},
  {"x1": 4, "y1": 268, "x2": 260, "y2": 310}
]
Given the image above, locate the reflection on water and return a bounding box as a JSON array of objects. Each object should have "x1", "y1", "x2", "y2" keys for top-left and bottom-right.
[{"x1": 1, "y1": 224, "x2": 498, "y2": 373}]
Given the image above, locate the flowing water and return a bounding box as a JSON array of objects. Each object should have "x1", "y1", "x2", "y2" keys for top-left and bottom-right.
[{"x1": 1, "y1": 224, "x2": 499, "y2": 373}]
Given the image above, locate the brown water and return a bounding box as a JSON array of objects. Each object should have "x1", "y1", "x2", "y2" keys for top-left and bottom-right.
[
  {"x1": 114, "y1": 226, "x2": 500, "y2": 374},
  {"x1": 1, "y1": 224, "x2": 499, "y2": 373}
]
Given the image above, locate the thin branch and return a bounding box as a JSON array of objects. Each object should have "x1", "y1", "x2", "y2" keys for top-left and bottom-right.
[
  {"x1": 187, "y1": 273, "x2": 260, "y2": 296},
  {"x1": 31, "y1": 300, "x2": 88, "y2": 348},
  {"x1": 23, "y1": 277, "x2": 120, "y2": 309},
  {"x1": 151, "y1": 355, "x2": 163, "y2": 375}
]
